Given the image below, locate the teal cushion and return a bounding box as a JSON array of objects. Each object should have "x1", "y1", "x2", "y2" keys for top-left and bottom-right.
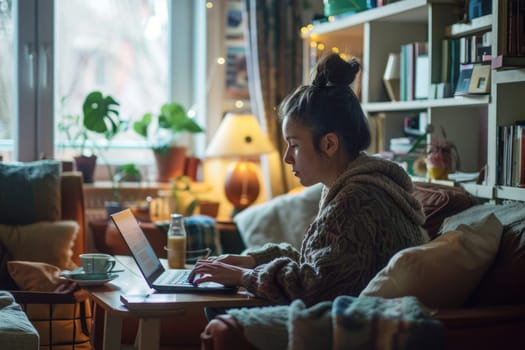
[{"x1": 0, "y1": 160, "x2": 61, "y2": 225}]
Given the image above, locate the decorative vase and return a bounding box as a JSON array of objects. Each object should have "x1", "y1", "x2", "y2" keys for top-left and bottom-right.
[
  {"x1": 73, "y1": 155, "x2": 97, "y2": 183},
  {"x1": 383, "y1": 52, "x2": 401, "y2": 102},
  {"x1": 153, "y1": 146, "x2": 187, "y2": 182}
]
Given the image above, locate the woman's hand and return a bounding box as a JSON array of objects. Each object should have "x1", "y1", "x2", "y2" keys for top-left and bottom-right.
[
  {"x1": 188, "y1": 260, "x2": 251, "y2": 287},
  {"x1": 205, "y1": 254, "x2": 256, "y2": 268}
]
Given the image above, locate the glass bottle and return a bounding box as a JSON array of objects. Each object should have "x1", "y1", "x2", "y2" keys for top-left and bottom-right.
[{"x1": 166, "y1": 213, "x2": 187, "y2": 269}]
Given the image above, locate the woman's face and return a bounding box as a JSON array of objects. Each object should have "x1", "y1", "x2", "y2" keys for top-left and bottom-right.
[{"x1": 282, "y1": 116, "x2": 326, "y2": 186}]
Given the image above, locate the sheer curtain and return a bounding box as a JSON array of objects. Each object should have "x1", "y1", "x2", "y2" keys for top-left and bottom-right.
[{"x1": 244, "y1": 0, "x2": 319, "y2": 196}]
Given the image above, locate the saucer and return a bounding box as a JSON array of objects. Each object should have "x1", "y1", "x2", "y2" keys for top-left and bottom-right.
[
  {"x1": 60, "y1": 270, "x2": 119, "y2": 286},
  {"x1": 60, "y1": 273, "x2": 119, "y2": 286}
]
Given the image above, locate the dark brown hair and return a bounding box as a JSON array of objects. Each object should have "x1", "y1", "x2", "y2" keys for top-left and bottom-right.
[{"x1": 277, "y1": 54, "x2": 371, "y2": 158}]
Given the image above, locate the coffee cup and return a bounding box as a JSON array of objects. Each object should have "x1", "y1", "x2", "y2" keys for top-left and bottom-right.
[{"x1": 80, "y1": 253, "x2": 116, "y2": 274}]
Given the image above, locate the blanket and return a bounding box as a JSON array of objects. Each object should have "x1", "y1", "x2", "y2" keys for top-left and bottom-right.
[{"x1": 228, "y1": 296, "x2": 445, "y2": 350}]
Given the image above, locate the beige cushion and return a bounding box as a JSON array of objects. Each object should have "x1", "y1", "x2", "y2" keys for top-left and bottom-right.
[
  {"x1": 360, "y1": 214, "x2": 503, "y2": 308},
  {"x1": 7, "y1": 261, "x2": 66, "y2": 292},
  {"x1": 0, "y1": 221, "x2": 79, "y2": 270}
]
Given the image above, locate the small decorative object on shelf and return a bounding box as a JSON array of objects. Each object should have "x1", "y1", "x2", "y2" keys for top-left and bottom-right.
[
  {"x1": 425, "y1": 126, "x2": 459, "y2": 180},
  {"x1": 383, "y1": 52, "x2": 401, "y2": 101}
]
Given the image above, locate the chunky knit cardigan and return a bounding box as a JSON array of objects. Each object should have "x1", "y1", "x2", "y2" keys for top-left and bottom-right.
[{"x1": 242, "y1": 154, "x2": 427, "y2": 306}]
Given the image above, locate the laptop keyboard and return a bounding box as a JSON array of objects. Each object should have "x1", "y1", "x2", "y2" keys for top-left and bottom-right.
[{"x1": 158, "y1": 270, "x2": 191, "y2": 285}]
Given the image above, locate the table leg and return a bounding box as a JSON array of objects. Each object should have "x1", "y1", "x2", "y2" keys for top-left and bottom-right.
[
  {"x1": 103, "y1": 312, "x2": 123, "y2": 350},
  {"x1": 135, "y1": 318, "x2": 161, "y2": 350}
]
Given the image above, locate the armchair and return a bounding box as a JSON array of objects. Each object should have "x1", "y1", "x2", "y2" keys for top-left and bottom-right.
[{"x1": 0, "y1": 162, "x2": 91, "y2": 349}]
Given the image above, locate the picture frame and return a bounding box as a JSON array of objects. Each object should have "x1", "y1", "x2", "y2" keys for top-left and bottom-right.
[
  {"x1": 468, "y1": 64, "x2": 491, "y2": 94},
  {"x1": 226, "y1": 0, "x2": 244, "y2": 39},
  {"x1": 224, "y1": 42, "x2": 249, "y2": 100},
  {"x1": 454, "y1": 63, "x2": 474, "y2": 96}
]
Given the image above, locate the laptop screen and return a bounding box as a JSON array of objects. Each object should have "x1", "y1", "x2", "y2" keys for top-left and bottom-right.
[{"x1": 111, "y1": 209, "x2": 165, "y2": 285}]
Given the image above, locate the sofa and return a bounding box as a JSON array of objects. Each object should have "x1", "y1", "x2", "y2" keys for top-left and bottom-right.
[
  {"x1": 0, "y1": 291, "x2": 39, "y2": 350},
  {"x1": 199, "y1": 182, "x2": 525, "y2": 350},
  {"x1": 86, "y1": 180, "x2": 525, "y2": 349},
  {"x1": 0, "y1": 161, "x2": 92, "y2": 349}
]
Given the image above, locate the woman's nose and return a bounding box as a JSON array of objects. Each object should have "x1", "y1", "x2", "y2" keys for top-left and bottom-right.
[{"x1": 283, "y1": 148, "x2": 293, "y2": 164}]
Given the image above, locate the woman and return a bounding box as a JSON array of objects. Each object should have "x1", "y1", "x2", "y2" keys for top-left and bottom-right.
[{"x1": 190, "y1": 53, "x2": 427, "y2": 307}]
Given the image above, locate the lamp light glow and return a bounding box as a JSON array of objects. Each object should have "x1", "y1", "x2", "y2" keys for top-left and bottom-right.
[{"x1": 205, "y1": 113, "x2": 274, "y2": 213}]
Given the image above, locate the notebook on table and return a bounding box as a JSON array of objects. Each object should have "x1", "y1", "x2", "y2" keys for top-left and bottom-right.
[{"x1": 110, "y1": 208, "x2": 237, "y2": 293}]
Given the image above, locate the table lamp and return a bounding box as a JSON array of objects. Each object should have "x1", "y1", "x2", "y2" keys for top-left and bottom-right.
[{"x1": 205, "y1": 113, "x2": 274, "y2": 213}]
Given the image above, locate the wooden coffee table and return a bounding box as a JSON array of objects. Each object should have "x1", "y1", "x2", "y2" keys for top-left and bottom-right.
[{"x1": 85, "y1": 255, "x2": 269, "y2": 350}]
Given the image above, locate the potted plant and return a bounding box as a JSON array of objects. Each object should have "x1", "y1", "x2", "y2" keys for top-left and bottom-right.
[
  {"x1": 58, "y1": 91, "x2": 123, "y2": 183},
  {"x1": 132, "y1": 102, "x2": 204, "y2": 182},
  {"x1": 104, "y1": 162, "x2": 151, "y2": 221},
  {"x1": 425, "y1": 130, "x2": 459, "y2": 180}
]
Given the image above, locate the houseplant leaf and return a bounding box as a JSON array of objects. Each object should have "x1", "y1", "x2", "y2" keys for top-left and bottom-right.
[
  {"x1": 83, "y1": 91, "x2": 121, "y2": 140},
  {"x1": 133, "y1": 113, "x2": 153, "y2": 138}
]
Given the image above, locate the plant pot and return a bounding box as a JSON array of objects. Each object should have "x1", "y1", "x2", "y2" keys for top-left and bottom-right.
[
  {"x1": 153, "y1": 146, "x2": 187, "y2": 182},
  {"x1": 74, "y1": 155, "x2": 97, "y2": 183}
]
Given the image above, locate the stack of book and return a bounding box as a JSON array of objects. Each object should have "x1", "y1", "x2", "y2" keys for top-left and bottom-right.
[
  {"x1": 492, "y1": 0, "x2": 525, "y2": 69},
  {"x1": 400, "y1": 42, "x2": 429, "y2": 101},
  {"x1": 497, "y1": 122, "x2": 525, "y2": 187}
]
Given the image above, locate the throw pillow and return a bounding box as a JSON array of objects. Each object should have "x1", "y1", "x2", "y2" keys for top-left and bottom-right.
[
  {"x1": 438, "y1": 202, "x2": 525, "y2": 306},
  {"x1": 7, "y1": 261, "x2": 67, "y2": 292},
  {"x1": 360, "y1": 213, "x2": 503, "y2": 308},
  {"x1": 7, "y1": 261, "x2": 93, "y2": 349},
  {"x1": 234, "y1": 183, "x2": 322, "y2": 250},
  {"x1": 0, "y1": 221, "x2": 79, "y2": 270},
  {"x1": 412, "y1": 182, "x2": 477, "y2": 239},
  {"x1": 0, "y1": 160, "x2": 61, "y2": 225}
]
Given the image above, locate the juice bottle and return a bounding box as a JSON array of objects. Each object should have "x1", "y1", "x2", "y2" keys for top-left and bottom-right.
[{"x1": 166, "y1": 213, "x2": 186, "y2": 269}]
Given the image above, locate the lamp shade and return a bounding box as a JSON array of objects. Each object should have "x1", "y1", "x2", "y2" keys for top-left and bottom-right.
[{"x1": 205, "y1": 113, "x2": 274, "y2": 158}]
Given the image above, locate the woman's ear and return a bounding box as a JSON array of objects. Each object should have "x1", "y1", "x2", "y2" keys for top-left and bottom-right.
[{"x1": 321, "y1": 132, "x2": 340, "y2": 157}]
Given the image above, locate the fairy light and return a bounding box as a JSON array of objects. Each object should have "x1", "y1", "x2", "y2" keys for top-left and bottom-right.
[
  {"x1": 206, "y1": 2, "x2": 213, "y2": 9},
  {"x1": 235, "y1": 100, "x2": 244, "y2": 109},
  {"x1": 217, "y1": 57, "x2": 225, "y2": 65},
  {"x1": 317, "y1": 43, "x2": 325, "y2": 51}
]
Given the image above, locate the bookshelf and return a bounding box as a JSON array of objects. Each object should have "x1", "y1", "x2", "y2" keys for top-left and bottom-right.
[{"x1": 302, "y1": 0, "x2": 525, "y2": 202}]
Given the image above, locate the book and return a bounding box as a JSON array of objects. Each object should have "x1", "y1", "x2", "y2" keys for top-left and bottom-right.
[
  {"x1": 492, "y1": 55, "x2": 525, "y2": 69},
  {"x1": 454, "y1": 63, "x2": 474, "y2": 96},
  {"x1": 516, "y1": 124, "x2": 525, "y2": 186},
  {"x1": 449, "y1": 38, "x2": 460, "y2": 95},
  {"x1": 441, "y1": 38, "x2": 450, "y2": 83},
  {"x1": 415, "y1": 42, "x2": 429, "y2": 99}
]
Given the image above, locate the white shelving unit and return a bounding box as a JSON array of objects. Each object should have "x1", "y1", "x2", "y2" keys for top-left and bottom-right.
[{"x1": 302, "y1": 0, "x2": 524, "y2": 202}]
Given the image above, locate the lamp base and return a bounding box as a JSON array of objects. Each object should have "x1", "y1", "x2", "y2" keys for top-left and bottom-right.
[{"x1": 224, "y1": 161, "x2": 260, "y2": 212}]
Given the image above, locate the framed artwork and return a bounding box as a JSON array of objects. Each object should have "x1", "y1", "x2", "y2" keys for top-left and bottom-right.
[
  {"x1": 226, "y1": 0, "x2": 244, "y2": 39},
  {"x1": 468, "y1": 64, "x2": 491, "y2": 94},
  {"x1": 454, "y1": 63, "x2": 473, "y2": 96},
  {"x1": 225, "y1": 42, "x2": 249, "y2": 100}
]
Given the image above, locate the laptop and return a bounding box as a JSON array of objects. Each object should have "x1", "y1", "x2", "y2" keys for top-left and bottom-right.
[{"x1": 110, "y1": 208, "x2": 237, "y2": 293}]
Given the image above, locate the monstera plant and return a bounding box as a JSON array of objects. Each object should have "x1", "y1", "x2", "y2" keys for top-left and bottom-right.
[{"x1": 59, "y1": 91, "x2": 124, "y2": 183}]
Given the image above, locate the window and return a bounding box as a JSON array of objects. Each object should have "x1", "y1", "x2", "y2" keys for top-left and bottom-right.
[
  {"x1": 1, "y1": 0, "x2": 207, "y2": 178},
  {"x1": 54, "y1": 0, "x2": 169, "y2": 169},
  {"x1": 0, "y1": 0, "x2": 13, "y2": 160}
]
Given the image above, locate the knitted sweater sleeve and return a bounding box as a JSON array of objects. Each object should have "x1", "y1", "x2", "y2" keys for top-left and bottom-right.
[
  {"x1": 241, "y1": 195, "x2": 376, "y2": 306},
  {"x1": 245, "y1": 242, "x2": 300, "y2": 265}
]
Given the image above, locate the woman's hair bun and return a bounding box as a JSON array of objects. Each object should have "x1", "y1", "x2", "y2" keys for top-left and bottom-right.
[{"x1": 311, "y1": 53, "x2": 360, "y2": 87}]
